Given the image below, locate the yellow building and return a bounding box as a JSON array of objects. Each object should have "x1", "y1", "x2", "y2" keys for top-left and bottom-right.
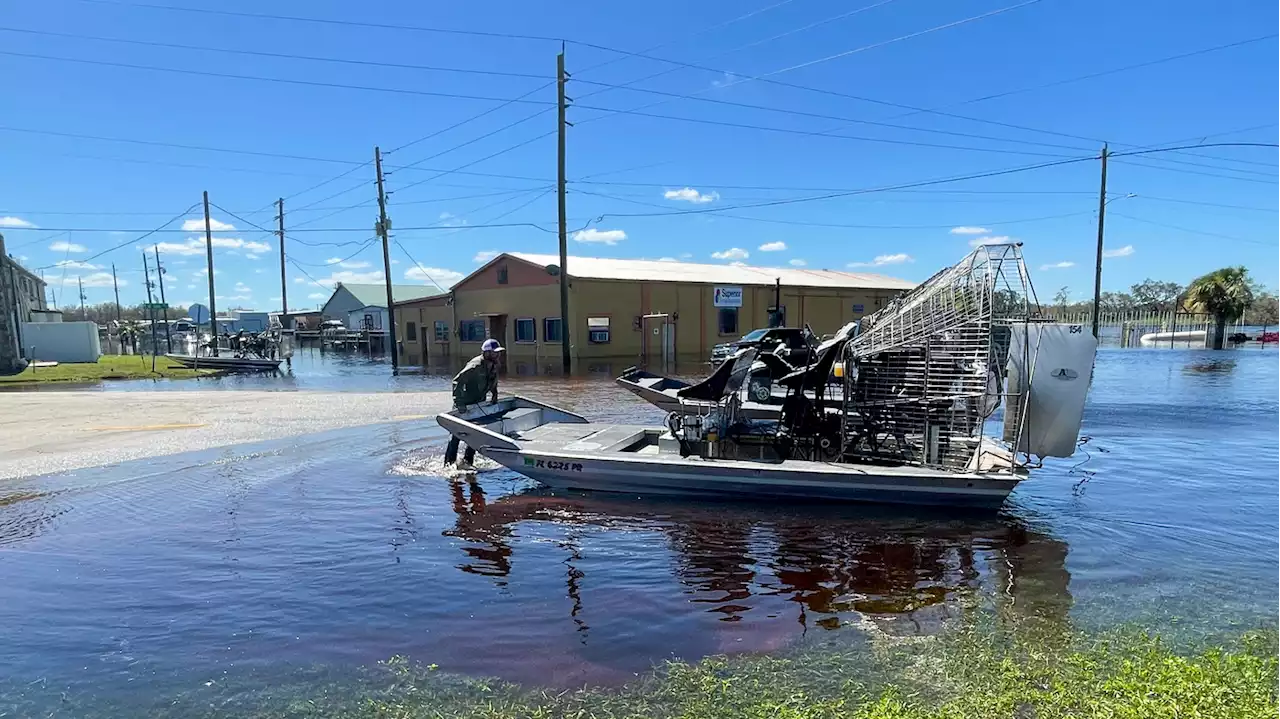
[{"x1": 395, "y1": 252, "x2": 913, "y2": 369}]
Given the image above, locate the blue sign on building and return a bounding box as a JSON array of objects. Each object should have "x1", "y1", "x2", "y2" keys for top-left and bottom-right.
[{"x1": 852, "y1": 303, "x2": 865, "y2": 314}]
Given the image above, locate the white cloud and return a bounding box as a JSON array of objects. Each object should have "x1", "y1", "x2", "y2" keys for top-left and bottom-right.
[
  {"x1": 730, "y1": 261, "x2": 749, "y2": 267},
  {"x1": 657, "y1": 257, "x2": 678, "y2": 262},
  {"x1": 679, "y1": 253, "x2": 692, "y2": 259},
  {"x1": 73, "y1": 272, "x2": 117, "y2": 288},
  {"x1": 244, "y1": 253, "x2": 263, "y2": 261},
  {"x1": 186, "y1": 284, "x2": 197, "y2": 290},
  {"x1": 758, "y1": 241, "x2": 787, "y2": 252},
  {"x1": 151, "y1": 236, "x2": 270, "y2": 257},
  {"x1": 0, "y1": 216, "x2": 36, "y2": 228},
  {"x1": 233, "y1": 282, "x2": 252, "y2": 293},
  {"x1": 404, "y1": 265, "x2": 464, "y2": 289},
  {"x1": 254, "y1": 268, "x2": 263, "y2": 274},
  {"x1": 216, "y1": 294, "x2": 252, "y2": 302},
  {"x1": 318, "y1": 270, "x2": 384, "y2": 284},
  {"x1": 54, "y1": 260, "x2": 102, "y2": 270},
  {"x1": 325, "y1": 257, "x2": 371, "y2": 269},
  {"x1": 711, "y1": 247, "x2": 749, "y2": 261},
  {"x1": 308, "y1": 292, "x2": 327, "y2": 300},
  {"x1": 50, "y1": 240, "x2": 87, "y2": 253},
  {"x1": 1039, "y1": 261, "x2": 1075, "y2": 270},
  {"x1": 789, "y1": 258, "x2": 807, "y2": 267},
  {"x1": 473, "y1": 250, "x2": 500, "y2": 263},
  {"x1": 969, "y1": 235, "x2": 1012, "y2": 247},
  {"x1": 848, "y1": 253, "x2": 914, "y2": 268},
  {"x1": 573, "y1": 228, "x2": 627, "y2": 245},
  {"x1": 949, "y1": 226, "x2": 991, "y2": 235},
  {"x1": 663, "y1": 187, "x2": 720, "y2": 204},
  {"x1": 1103, "y1": 245, "x2": 1135, "y2": 258},
  {"x1": 181, "y1": 218, "x2": 234, "y2": 232}
]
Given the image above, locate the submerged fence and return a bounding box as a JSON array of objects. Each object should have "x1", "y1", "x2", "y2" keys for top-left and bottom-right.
[{"x1": 1040, "y1": 309, "x2": 1256, "y2": 348}]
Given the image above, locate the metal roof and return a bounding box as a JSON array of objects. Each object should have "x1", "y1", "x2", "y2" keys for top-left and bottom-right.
[
  {"x1": 508, "y1": 253, "x2": 915, "y2": 290},
  {"x1": 336, "y1": 283, "x2": 443, "y2": 307}
]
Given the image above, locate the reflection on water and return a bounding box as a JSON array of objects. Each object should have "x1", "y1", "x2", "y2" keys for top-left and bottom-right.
[{"x1": 441, "y1": 484, "x2": 1071, "y2": 637}]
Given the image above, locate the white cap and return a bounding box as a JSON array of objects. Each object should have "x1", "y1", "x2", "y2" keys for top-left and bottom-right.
[{"x1": 481, "y1": 338, "x2": 505, "y2": 352}]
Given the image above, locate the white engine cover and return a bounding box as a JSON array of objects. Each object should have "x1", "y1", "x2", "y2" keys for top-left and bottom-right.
[{"x1": 1002, "y1": 323, "x2": 1097, "y2": 458}]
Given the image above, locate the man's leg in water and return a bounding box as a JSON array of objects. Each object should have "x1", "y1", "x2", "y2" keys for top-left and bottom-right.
[{"x1": 444, "y1": 436, "x2": 461, "y2": 465}]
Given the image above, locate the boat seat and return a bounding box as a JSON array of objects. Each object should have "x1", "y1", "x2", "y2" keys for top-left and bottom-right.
[
  {"x1": 500, "y1": 407, "x2": 544, "y2": 434},
  {"x1": 676, "y1": 347, "x2": 759, "y2": 402}
]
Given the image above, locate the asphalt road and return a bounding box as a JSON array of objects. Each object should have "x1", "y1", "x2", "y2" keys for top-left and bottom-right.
[{"x1": 0, "y1": 390, "x2": 452, "y2": 480}]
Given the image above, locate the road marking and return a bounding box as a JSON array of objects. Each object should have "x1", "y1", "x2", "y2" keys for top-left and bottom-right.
[
  {"x1": 88, "y1": 423, "x2": 206, "y2": 432},
  {"x1": 391, "y1": 414, "x2": 432, "y2": 421}
]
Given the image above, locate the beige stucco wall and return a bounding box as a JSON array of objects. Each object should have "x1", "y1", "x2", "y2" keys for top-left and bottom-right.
[{"x1": 396, "y1": 274, "x2": 907, "y2": 367}]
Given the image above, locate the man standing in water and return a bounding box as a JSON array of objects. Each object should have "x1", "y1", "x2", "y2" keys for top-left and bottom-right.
[{"x1": 444, "y1": 338, "x2": 504, "y2": 469}]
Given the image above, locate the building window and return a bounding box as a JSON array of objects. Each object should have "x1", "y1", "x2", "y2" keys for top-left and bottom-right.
[
  {"x1": 459, "y1": 319, "x2": 486, "y2": 342},
  {"x1": 497, "y1": 266, "x2": 509, "y2": 285},
  {"x1": 405, "y1": 321, "x2": 418, "y2": 342},
  {"x1": 544, "y1": 317, "x2": 563, "y2": 342},
  {"x1": 588, "y1": 316, "x2": 610, "y2": 344},
  {"x1": 718, "y1": 308, "x2": 738, "y2": 335},
  {"x1": 434, "y1": 320, "x2": 449, "y2": 342},
  {"x1": 515, "y1": 317, "x2": 536, "y2": 342}
]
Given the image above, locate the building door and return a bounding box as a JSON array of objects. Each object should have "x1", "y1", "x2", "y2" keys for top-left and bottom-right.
[
  {"x1": 487, "y1": 314, "x2": 508, "y2": 372},
  {"x1": 640, "y1": 313, "x2": 674, "y2": 369}
]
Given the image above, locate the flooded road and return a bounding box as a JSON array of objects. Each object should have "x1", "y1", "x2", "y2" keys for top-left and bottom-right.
[{"x1": 0, "y1": 348, "x2": 1275, "y2": 714}]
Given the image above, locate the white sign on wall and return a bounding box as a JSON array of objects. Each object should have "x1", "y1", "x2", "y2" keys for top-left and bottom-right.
[{"x1": 713, "y1": 286, "x2": 743, "y2": 307}]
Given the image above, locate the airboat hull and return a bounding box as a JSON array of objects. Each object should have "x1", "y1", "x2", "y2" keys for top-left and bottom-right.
[
  {"x1": 165, "y1": 354, "x2": 282, "y2": 372},
  {"x1": 437, "y1": 397, "x2": 1021, "y2": 509}
]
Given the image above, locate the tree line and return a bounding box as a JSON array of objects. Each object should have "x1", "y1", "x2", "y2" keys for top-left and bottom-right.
[{"x1": 1049, "y1": 275, "x2": 1279, "y2": 327}]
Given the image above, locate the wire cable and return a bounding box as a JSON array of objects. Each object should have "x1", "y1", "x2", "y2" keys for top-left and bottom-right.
[
  {"x1": 33, "y1": 204, "x2": 198, "y2": 269},
  {"x1": 0, "y1": 26, "x2": 556, "y2": 79},
  {"x1": 0, "y1": 49, "x2": 558, "y2": 105},
  {"x1": 1109, "y1": 212, "x2": 1272, "y2": 246}
]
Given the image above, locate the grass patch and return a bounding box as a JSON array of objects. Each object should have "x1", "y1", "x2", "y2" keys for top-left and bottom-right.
[
  {"x1": 90, "y1": 625, "x2": 1275, "y2": 719},
  {"x1": 0, "y1": 354, "x2": 221, "y2": 384}
]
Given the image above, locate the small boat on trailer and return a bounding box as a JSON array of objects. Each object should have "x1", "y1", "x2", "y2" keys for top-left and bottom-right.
[{"x1": 439, "y1": 244, "x2": 1097, "y2": 509}]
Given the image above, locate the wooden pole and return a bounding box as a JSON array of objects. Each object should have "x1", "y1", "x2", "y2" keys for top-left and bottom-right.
[
  {"x1": 374, "y1": 147, "x2": 399, "y2": 368},
  {"x1": 142, "y1": 251, "x2": 158, "y2": 371},
  {"x1": 557, "y1": 50, "x2": 572, "y2": 374},
  {"x1": 154, "y1": 245, "x2": 171, "y2": 354},
  {"x1": 277, "y1": 198, "x2": 289, "y2": 330},
  {"x1": 1090, "y1": 145, "x2": 1108, "y2": 339},
  {"x1": 202, "y1": 191, "x2": 219, "y2": 356}
]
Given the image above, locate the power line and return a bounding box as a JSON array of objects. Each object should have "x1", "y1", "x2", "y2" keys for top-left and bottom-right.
[
  {"x1": 0, "y1": 125, "x2": 358, "y2": 165},
  {"x1": 1128, "y1": 195, "x2": 1278, "y2": 213},
  {"x1": 572, "y1": 187, "x2": 1094, "y2": 229},
  {"x1": 392, "y1": 130, "x2": 557, "y2": 195},
  {"x1": 289, "y1": 237, "x2": 379, "y2": 266},
  {"x1": 902, "y1": 34, "x2": 1277, "y2": 115},
  {"x1": 0, "y1": 26, "x2": 555, "y2": 79},
  {"x1": 73, "y1": 0, "x2": 567, "y2": 43},
  {"x1": 392, "y1": 238, "x2": 449, "y2": 293},
  {"x1": 0, "y1": 49, "x2": 558, "y2": 105},
  {"x1": 590, "y1": 155, "x2": 1099, "y2": 220},
  {"x1": 1109, "y1": 211, "x2": 1273, "y2": 246},
  {"x1": 570, "y1": 78, "x2": 1091, "y2": 153},
  {"x1": 1111, "y1": 158, "x2": 1279, "y2": 185},
  {"x1": 32, "y1": 204, "x2": 198, "y2": 269},
  {"x1": 571, "y1": 104, "x2": 1082, "y2": 157}
]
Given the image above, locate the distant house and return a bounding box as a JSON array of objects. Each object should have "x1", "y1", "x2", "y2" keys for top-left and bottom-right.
[
  {"x1": 320, "y1": 283, "x2": 440, "y2": 331},
  {"x1": 8, "y1": 257, "x2": 49, "y2": 322}
]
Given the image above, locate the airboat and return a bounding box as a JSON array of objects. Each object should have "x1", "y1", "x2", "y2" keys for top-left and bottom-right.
[{"x1": 437, "y1": 244, "x2": 1098, "y2": 508}]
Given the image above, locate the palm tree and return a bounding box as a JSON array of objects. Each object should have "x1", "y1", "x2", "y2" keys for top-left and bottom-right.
[{"x1": 1183, "y1": 266, "x2": 1254, "y2": 350}]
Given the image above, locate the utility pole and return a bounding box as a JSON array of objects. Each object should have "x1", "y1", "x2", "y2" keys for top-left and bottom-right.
[
  {"x1": 142, "y1": 251, "x2": 158, "y2": 369},
  {"x1": 374, "y1": 147, "x2": 399, "y2": 369},
  {"x1": 1090, "y1": 145, "x2": 1109, "y2": 339},
  {"x1": 557, "y1": 50, "x2": 572, "y2": 374},
  {"x1": 77, "y1": 276, "x2": 86, "y2": 321},
  {"x1": 276, "y1": 197, "x2": 289, "y2": 330},
  {"x1": 111, "y1": 263, "x2": 121, "y2": 322},
  {"x1": 154, "y1": 245, "x2": 172, "y2": 353},
  {"x1": 202, "y1": 190, "x2": 219, "y2": 356}
]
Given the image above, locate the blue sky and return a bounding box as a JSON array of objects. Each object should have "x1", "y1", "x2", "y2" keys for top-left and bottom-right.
[{"x1": 1, "y1": 0, "x2": 1276, "y2": 311}]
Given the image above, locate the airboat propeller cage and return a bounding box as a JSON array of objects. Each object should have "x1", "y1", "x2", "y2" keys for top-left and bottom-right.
[{"x1": 842, "y1": 243, "x2": 1096, "y2": 468}]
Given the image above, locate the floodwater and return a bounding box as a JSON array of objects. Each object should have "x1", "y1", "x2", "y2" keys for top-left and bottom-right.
[{"x1": 0, "y1": 348, "x2": 1276, "y2": 714}]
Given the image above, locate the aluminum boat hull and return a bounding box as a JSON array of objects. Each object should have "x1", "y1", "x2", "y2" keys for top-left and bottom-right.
[{"x1": 437, "y1": 397, "x2": 1020, "y2": 509}]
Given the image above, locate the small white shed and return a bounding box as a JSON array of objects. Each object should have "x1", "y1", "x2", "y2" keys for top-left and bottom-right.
[{"x1": 21, "y1": 321, "x2": 102, "y2": 363}]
